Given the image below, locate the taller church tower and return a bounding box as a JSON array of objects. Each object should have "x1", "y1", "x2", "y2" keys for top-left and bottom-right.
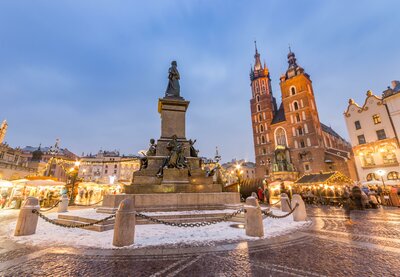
[{"x1": 249, "y1": 43, "x2": 277, "y2": 178}]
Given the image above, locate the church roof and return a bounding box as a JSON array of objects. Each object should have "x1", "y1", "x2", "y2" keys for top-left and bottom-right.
[
  {"x1": 271, "y1": 103, "x2": 286, "y2": 124},
  {"x1": 320, "y1": 123, "x2": 344, "y2": 140}
]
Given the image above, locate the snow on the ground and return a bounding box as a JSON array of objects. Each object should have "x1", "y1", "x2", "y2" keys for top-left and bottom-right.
[{"x1": 8, "y1": 208, "x2": 309, "y2": 249}]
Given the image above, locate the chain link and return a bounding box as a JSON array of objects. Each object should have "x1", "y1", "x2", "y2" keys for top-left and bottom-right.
[
  {"x1": 262, "y1": 203, "x2": 299, "y2": 219},
  {"x1": 39, "y1": 200, "x2": 62, "y2": 212},
  {"x1": 32, "y1": 209, "x2": 116, "y2": 228},
  {"x1": 135, "y1": 208, "x2": 244, "y2": 228}
]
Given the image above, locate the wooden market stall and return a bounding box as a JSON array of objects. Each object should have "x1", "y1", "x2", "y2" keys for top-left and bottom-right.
[{"x1": 294, "y1": 171, "x2": 354, "y2": 205}]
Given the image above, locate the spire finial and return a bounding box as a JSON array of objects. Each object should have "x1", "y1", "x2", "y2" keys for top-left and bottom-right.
[
  {"x1": 254, "y1": 40, "x2": 258, "y2": 54},
  {"x1": 288, "y1": 43, "x2": 292, "y2": 53}
]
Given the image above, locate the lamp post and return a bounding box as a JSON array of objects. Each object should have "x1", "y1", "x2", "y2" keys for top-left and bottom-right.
[
  {"x1": 376, "y1": 169, "x2": 386, "y2": 190},
  {"x1": 234, "y1": 164, "x2": 243, "y2": 196},
  {"x1": 68, "y1": 160, "x2": 81, "y2": 205}
]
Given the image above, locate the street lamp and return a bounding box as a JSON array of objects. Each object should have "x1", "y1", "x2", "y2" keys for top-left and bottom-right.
[
  {"x1": 68, "y1": 160, "x2": 81, "y2": 205},
  {"x1": 376, "y1": 169, "x2": 386, "y2": 190}
]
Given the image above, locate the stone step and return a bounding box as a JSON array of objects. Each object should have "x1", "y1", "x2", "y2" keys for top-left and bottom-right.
[
  {"x1": 58, "y1": 214, "x2": 115, "y2": 225},
  {"x1": 53, "y1": 218, "x2": 115, "y2": 232}
]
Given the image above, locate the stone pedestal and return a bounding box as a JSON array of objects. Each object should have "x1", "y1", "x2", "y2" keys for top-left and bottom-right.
[
  {"x1": 291, "y1": 194, "x2": 307, "y2": 221},
  {"x1": 57, "y1": 194, "x2": 69, "y2": 213},
  {"x1": 113, "y1": 199, "x2": 136, "y2": 247},
  {"x1": 245, "y1": 197, "x2": 264, "y2": 237},
  {"x1": 281, "y1": 193, "x2": 291, "y2": 213},
  {"x1": 14, "y1": 197, "x2": 40, "y2": 236}
]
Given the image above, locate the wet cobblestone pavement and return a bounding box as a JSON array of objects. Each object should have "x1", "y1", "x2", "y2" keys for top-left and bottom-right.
[{"x1": 0, "y1": 206, "x2": 399, "y2": 276}]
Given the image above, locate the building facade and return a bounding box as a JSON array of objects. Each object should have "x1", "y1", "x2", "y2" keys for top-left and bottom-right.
[
  {"x1": 344, "y1": 87, "x2": 400, "y2": 182},
  {"x1": 221, "y1": 159, "x2": 256, "y2": 185},
  {"x1": 78, "y1": 150, "x2": 140, "y2": 184},
  {"x1": 250, "y1": 45, "x2": 355, "y2": 181}
]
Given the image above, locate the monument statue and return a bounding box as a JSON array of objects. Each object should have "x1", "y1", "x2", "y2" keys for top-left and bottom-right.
[
  {"x1": 189, "y1": 139, "x2": 199, "y2": 157},
  {"x1": 157, "y1": 135, "x2": 188, "y2": 177},
  {"x1": 165, "y1": 61, "x2": 181, "y2": 98},
  {"x1": 139, "y1": 139, "x2": 157, "y2": 171}
]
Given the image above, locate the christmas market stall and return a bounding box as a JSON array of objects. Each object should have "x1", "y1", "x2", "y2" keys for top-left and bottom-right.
[
  {"x1": 6, "y1": 177, "x2": 66, "y2": 208},
  {"x1": 76, "y1": 181, "x2": 123, "y2": 204},
  {"x1": 294, "y1": 171, "x2": 354, "y2": 205}
]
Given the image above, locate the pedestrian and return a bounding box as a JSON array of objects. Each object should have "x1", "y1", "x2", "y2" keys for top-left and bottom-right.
[
  {"x1": 84, "y1": 188, "x2": 89, "y2": 202},
  {"x1": 88, "y1": 189, "x2": 94, "y2": 203},
  {"x1": 342, "y1": 188, "x2": 353, "y2": 224},
  {"x1": 264, "y1": 186, "x2": 270, "y2": 205},
  {"x1": 257, "y1": 186, "x2": 264, "y2": 202}
]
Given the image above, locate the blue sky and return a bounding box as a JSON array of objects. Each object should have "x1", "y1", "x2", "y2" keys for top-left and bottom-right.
[{"x1": 1, "y1": 1, "x2": 399, "y2": 162}]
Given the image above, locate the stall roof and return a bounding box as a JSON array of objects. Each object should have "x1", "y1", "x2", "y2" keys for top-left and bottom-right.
[{"x1": 295, "y1": 171, "x2": 353, "y2": 185}]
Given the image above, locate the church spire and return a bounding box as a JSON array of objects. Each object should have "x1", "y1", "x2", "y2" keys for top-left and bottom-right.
[
  {"x1": 287, "y1": 46, "x2": 298, "y2": 69},
  {"x1": 253, "y1": 40, "x2": 262, "y2": 71}
]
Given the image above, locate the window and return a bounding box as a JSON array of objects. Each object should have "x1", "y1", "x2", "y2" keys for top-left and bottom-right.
[
  {"x1": 304, "y1": 164, "x2": 310, "y2": 171},
  {"x1": 387, "y1": 171, "x2": 399, "y2": 180},
  {"x1": 260, "y1": 124, "x2": 264, "y2": 132},
  {"x1": 376, "y1": 129, "x2": 386, "y2": 140},
  {"x1": 354, "y1": 121, "x2": 361, "y2": 130},
  {"x1": 114, "y1": 164, "x2": 117, "y2": 168},
  {"x1": 372, "y1": 114, "x2": 381, "y2": 124},
  {"x1": 357, "y1": 135, "x2": 366, "y2": 145},
  {"x1": 275, "y1": 128, "x2": 287, "y2": 147},
  {"x1": 366, "y1": 173, "x2": 377, "y2": 181},
  {"x1": 105, "y1": 165, "x2": 108, "y2": 168},
  {"x1": 262, "y1": 148, "x2": 267, "y2": 155},
  {"x1": 297, "y1": 127, "x2": 303, "y2": 136},
  {"x1": 380, "y1": 145, "x2": 398, "y2": 165},
  {"x1": 256, "y1": 95, "x2": 260, "y2": 102},
  {"x1": 296, "y1": 113, "x2": 301, "y2": 122},
  {"x1": 105, "y1": 170, "x2": 108, "y2": 174},
  {"x1": 293, "y1": 102, "x2": 299, "y2": 110},
  {"x1": 300, "y1": 140, "x2": 305, "y2": 148},
  {"x1": 257, "y1": 105, "x2": 261, "y2": 112},
  {"x1": 258, "y1": 114, "x2": 262, "y2": 122},
  {"x1": 290, "y1": 86, "x2": 296, "y2": 95},
  {"x1": 360, "y1": 150, "x2": 375, "y2": 167},
  {"x1": 114, "y1": 170, "x2": 117, "y2": 174},
  {"x1": 261, "y1": 136, "x2": 265, "y2": 144}
]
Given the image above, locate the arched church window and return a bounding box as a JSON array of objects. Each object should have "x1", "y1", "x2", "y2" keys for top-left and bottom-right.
[
  {"x1": 258, "y1": 114, "x2": 262, "y2": 122},
  {"x1": 275, "y1": 128, "x2": 287, "y2": 147},
  {"x1": 290, "y1": 86, "x2": 296, "y2": 95},
  {"x1": 296, "y1": 113, "x2": 301, "y2": 122},
  {"x1": 300, "y1": 140, "x2": 305, "y2": 148},
  {"x1": 297, "y1": 127, "x2": 303, "y2": 136},
  {"x1": 261, "y1": 136, "x2": 265, "y2": 144},
  {"x1": 293, "y1": 101, "x2": 299, "y2": 110},
  {"x1": 257, "y1": 104, "x2": 261, "y2": 112},
  {"x1": 387, "y1": 171, "x2": 399, "y2": 180},
  {"x1": 262, "y1": 148, "x2": 267, "y2": 155},
  {"x1": 260, "y1": 124, "x2": 264, "y2": 132},
  {"x1": 256, "y1": 95, "x2": 260, "y2": 102}
]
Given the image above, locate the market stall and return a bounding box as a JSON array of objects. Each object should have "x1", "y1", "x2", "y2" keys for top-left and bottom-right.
[
  {"x1": 76, "y1": 181, "x2": 123, "y2": 204},
  {"x1": 294, "y1": 171, "x2": 354, "y2": 206}
]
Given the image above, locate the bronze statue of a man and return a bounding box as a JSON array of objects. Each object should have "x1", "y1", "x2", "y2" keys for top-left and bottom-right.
[{"x1": 165, "y1": 61, "x2": 181, "y2": 98}]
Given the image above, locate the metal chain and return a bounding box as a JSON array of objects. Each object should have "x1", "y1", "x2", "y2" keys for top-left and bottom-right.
[
  {"x1": 262, "y1": 203, "x2": 299, "y2": 219},
  {"x1": 135, "y1": 208, "x2": 244, "y2": 228},
  {"x1": 39, "y1": 200, "x2": 61, "y2": 212},
  {"x1": 32, "y1": 209, "x2": 116, "y2": 228}
]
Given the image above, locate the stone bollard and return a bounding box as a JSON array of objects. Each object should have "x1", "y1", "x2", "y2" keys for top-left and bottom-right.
[
  {"x1": 57, "y1": 194, "x2": 69, "y2": 213},
  {"x1": 113, "y1": 198, "x2": 136, "y2": 247},
  {"x1": 14, "y1": 197, "x2": 40, "y2": 236},
  {"x1": 280, "y1": 193, "x2": 291, "y2": 213},
  {"x1": 291, "y1": 194, "x2": 307, "y2": 221},
  {"x1": 245, "y1": 196, "x2": 264, "y2": 237}
]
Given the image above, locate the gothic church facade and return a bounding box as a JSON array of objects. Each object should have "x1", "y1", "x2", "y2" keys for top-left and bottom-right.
[{"x1": 249, "y1": 45, "x2": 357, "y2": 181}]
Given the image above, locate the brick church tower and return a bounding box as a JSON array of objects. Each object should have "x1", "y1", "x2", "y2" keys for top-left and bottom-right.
[
  {"x1": 249, "y1": 43, "x2": 276, "y2": 178},
  {"x1": 250, "y1": 45, "x2": 355, "y2": 181}
]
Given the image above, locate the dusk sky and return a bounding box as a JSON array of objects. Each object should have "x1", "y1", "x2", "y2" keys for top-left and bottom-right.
[{"x1": 1, "y1": 1, "x2": 399, "y2": 162}]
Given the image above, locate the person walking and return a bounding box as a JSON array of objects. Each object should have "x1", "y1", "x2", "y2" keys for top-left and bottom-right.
[
  {"x1": 257, "y1": 187, "x2": 264, "y2": 203},
  {"x1": 342, "y1": 187, "x2": 353, "y2": 224},
  {"x1": 264, "y1": 186, "x2": 270, "y2": 205}
]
